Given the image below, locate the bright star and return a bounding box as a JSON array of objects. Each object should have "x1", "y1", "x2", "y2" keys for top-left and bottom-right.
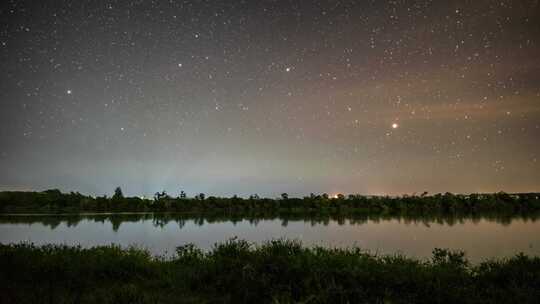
[
  {"x1": 66, "y1": 89, "x2": 72, "y2": 94},
  {"x1": 392, "y1": 123, "x2": 399, "y2": 129}
]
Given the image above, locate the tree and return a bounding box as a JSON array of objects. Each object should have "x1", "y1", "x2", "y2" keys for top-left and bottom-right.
[
  {"x1": 281, "y1": 193, "x2": 288, "y2": 200},
  {"x1": 113, "y1": 187, "x2": 124, "y2": 200},
  {"x1": 179, "y1": 191, "x2": 186, "y2": 199},
  {"x1": 197, "y1": 193, "x2": 205, "y2": 200},
  {"x1": 154, "y1": 190, "x2": 168, "y2": 201},
  {"x1": 44, "y1": 189, "x2": 62, "y2": 196}
]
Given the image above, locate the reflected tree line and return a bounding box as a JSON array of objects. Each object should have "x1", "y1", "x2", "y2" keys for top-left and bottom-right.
[
  {"x1": 1, "y1": 188, "x2": 540, "y2": 231},
  {"x1": 1, "y1": 208, "x2": 539, "y2": 232}
]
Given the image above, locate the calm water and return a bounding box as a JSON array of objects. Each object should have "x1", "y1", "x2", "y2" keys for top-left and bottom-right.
[{"x1": 1, "y1": 213, "x2": 539, "y2": 262}]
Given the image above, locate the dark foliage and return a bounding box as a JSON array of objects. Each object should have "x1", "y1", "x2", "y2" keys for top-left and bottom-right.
[
  {"x1": 1, "y1": 190, "x2": 539, "y2": 217},
  {"x1": 1, "y1": 240, "x2": 539, "y2": 303}
]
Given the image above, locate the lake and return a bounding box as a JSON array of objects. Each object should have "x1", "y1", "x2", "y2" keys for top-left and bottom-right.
[{"x1": 1, "y1": 213, "x2": 539, "y2": 262}]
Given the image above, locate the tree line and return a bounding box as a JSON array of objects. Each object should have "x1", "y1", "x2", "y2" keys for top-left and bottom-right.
[{"x1": 1, "y1": 188, "x2": 539, "y2": 215}]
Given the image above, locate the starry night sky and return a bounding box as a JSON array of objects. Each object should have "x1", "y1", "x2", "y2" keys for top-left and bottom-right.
[{"x1": 1, "y1": 0, "x2": 539, "y2": 197}]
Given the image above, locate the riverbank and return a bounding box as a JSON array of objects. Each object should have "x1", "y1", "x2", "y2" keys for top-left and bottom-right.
[{"x1": 1, "y1": 240, "x2": 539, "y2": 303}]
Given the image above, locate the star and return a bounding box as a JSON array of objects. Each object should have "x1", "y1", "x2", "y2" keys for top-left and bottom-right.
[{"x1": 1, "y1": 0, "x2": 538, "y2": 197}]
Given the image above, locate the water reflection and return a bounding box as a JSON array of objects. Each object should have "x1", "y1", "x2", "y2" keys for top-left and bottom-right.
[
  {"x1": 1, "y1": 212, "x2": 539, "y2": 231},
  {"x1": 1, "y1": 212, "x2": 539, "y2": 262}
]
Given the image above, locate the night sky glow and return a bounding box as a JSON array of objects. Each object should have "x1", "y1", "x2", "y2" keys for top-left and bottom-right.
[{"x1": 1, "y1": 1, "x2": 539, "y2": 197}]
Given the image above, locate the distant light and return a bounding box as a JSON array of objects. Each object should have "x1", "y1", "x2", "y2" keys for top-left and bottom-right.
[
  {"x1": 178, "y1": 63, "x2": 182, "y2": 67},
  {"x1": 392, "y1": 123, "x2": 399, "y2": 129},
  {"x1": 67, "y1": 89, "x2": 72, "y2": 94},
  {"x1": 285, "y1": 67, "x2": 291, "y2": 72}
]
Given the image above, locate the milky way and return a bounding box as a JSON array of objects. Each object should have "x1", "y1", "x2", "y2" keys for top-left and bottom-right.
[{"x1": 1, "y1": 1, "x2": 539, "y2": 197}]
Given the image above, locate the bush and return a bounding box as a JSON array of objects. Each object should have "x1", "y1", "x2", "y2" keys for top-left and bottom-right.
[{"x1": 1, "y1": 240, "x2": 539, "y2": 303}]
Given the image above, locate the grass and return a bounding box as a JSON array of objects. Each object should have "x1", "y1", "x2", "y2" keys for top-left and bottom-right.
[{"x1": 1, "y1": 239, "x2": 539, "y2": 303}]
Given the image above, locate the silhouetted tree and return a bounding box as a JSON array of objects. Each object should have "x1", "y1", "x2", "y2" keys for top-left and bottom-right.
[
  {"x1": 113, "y1": 187, "x2": 124, "y2": 200},
  {"x1": 154, "y1": 190, "x2": 168, "y2": 201},
  {"x1": 197, "y1": 193, "x2": 205, "y2": 200},
  {"x1": 43, "y1": 189, "x2": 62, "y2": 196},
  {"x1": 179, "y1": 190, "x2": 187, "y2": 199},
  {"x1": 281, "y1": 193, "x2": 288, "y2": 200}
]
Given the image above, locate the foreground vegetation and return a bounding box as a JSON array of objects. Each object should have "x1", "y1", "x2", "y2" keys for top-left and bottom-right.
[
  {"x1": 1, "y1": 189, "x2": 539, "y2": 216},
  {"x1": 1, "y1": 240, "x2": 539, "y2": 303}
]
